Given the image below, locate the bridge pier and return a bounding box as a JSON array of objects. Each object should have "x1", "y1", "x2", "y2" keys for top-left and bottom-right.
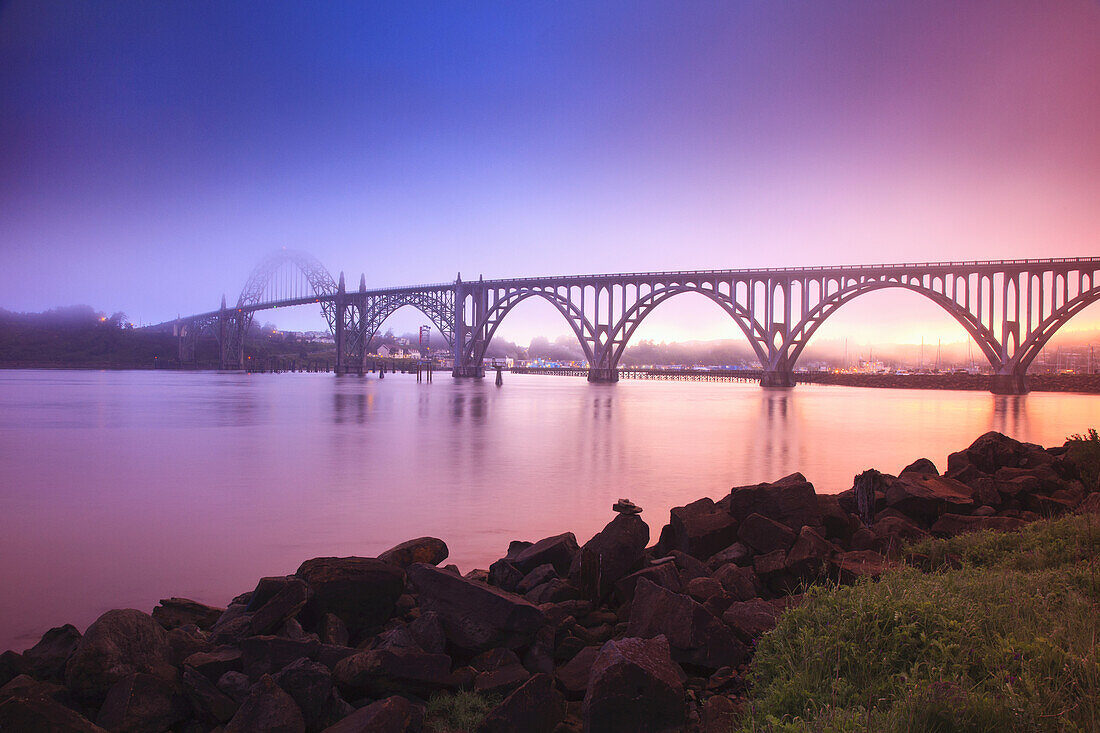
[
  {"x1": 990, "y1": 371, "x2": 1029, "y2": 395},
  {"x1": 761, "y1": 370, "x2": 796, "y2": 389},
  {"x1": 586, "y1": 367, "x2": 619, "y2": 383},
  {"x1": 451, "y1": 365, "x2": 485, "y2": 378}
]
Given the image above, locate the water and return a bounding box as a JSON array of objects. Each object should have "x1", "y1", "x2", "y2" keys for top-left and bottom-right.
[{"x1": 1, "y1": 369, "x2": 1096, "y2": 652}]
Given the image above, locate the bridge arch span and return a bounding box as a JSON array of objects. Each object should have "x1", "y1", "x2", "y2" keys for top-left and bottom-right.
[
  {"x1": 1012, "y1": 284, "x2": 1100, "y2": 375},
  {"x1": 237, "y1": 248, "x2": 339, "y2": 329}
]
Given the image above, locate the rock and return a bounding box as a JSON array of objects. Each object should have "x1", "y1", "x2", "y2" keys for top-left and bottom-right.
[
  {"x1": 333, "y1": 647, "x2": 452, "y2": 698},
  {"x1": 973, "y1": 505, "x2": 996, "y2": 516},
  {"x1": 705, "y1": 542, "x2": 753, "y2": 570},
  {"x1": 525, "y1": 578, "x2": 579, "y2": 605},
  {"x1": 210, "y1": 606, "x2": 252, "y2": 644},
  {"x1": 183, "y1": 648, "x2": 242, "y2": 683},
  {"x1": 666, "y1": 498, "x2": 740, "y2": 560},
  {"x1": 830, "y1": 550, "x2": 888, "y2": 583},
  {"x1": 273, "y1": 657, "x2": 333, "y2": 730},
  {"x1": 0, "y1": 651, "x2": 23, "y2": 688},
  {"x1": 0, "y1": 674, "x2": 73, "y2": 706},
  {"x1": 581, "y1": 636, "x2": 685, "y2": 733},
  {"x1": 248, "y1": 578, "x2": 311, "y2": 636},
  {"x1": 239, "y1": 636, "x2": 320, "y2": 680},
  {"x1": 721, "y1": 599, "x2": 782, "y2": 643},
  {"x1": 217, "y1": 670, "x2": 252, "y2": 703},
  {"x1": 569, "y1": 513, "x2": 650, "y2": 602},
  {"x1": 613, "y1": 562, "x2": 682, "y2": 607},
  {"x1": 225, "y1": 674, "x2": 306, "y2": 733},
  {"x1": 471, "y1": 648, "x2": 530, "y2": 697},
  {"x1": 737, "y1": 513, "x2": 796, "y2": 555},
  {"x1": 166, "y1": 625, "x2": 211, "y2": 666},
  {"x1": 884, "y1": 473, "x2": 975, "y2": 522},
  {"x1": 318, "y1": 613, "x2": 350, "y2": 647},
  {"x1": 518, "y1": 564, "x2": 559, "y2": 594},
  {"x1": 712, "y1": 564, "x2": 761, "y2": 602},
  {"x1": 703, "y1": 695, "x2": 739, "y2": 733},
  {"x1": 960, "y1": 431, "x2": 1026, "y2": 474},
  {"x1": 95, "y1": 672, "x2": 189, "y2": 733},
  {"x1": 408, "y1": 611, "x2": 447, "y2": 655},
  {"x1": 930, "y1": 513, "x2": 1028, "y2": 537},
  {"x1": 613, "y1": 499, "x2": 643, "y2": 515},
  {"x1": 314, "y1": 644, "x2": 358, "y2": 673},
  {"x1": 378, "y1": 536, "x2": 450, "y2": 569},
  {"x1": 151, "y1": 598, "x2": 225, "y2": 631},
  {"x1": 625, "y1": 579, "x2": 747, "y2": 671},
  {"x1": 64, "y1": 609, "x2": 176, "y2": 705},
  {"x1": 478, "y1": 672, "x2": 566, "y2": 733},
  {"x1": 725, "y1": 473, "x2": 821, "y2": 530},
  {"x1": 871, "y1": 515, "x2": 930, "y2": 557},
  {"x1": 488, "y1": 560, "x2": 524, "y2": 593},
  {"x1": 752, "y1": 549, "x2": 787, "y2": 579},
  {"x1": 0, "y1": 694, "x2": 108, "y2": 732},
  {"x1": 295, "y1": 558, "x2": 405, "y2": 639},
  {"x1": 407, "y1": 563, "x2": 546, "y2": 653},
  {"x1": 556, "y1": 646, "x2": 600, "y2": 700},
  {"x1": 1078, "y1": 492, "x2": 1100, "y2": 514},
  {"x1": 784, "y1": 526, "x2": 836, "y2": 580},
  {"x1": 369, "y1": 625, "x2": 420, "y2": 653},
  {"x1": 900, "y1": 458, "x2": 939, "y2": 476},
  {"x1": 182, "y1": 665, "x2": 239, "y2": 724},
  {"x1": 668, "y1": 551, "x2": 712, "y2": 584},
  {"x1": 683, "y1": 577, "x2": 725, "y2": 604},
  {"x1": 512, "y1": 533, "x2": 580, "y2": 576},
  {"x1": 22, "y1": 624, "x2": 81, "y2": 681},
  {"x1": 319, "y1": 694, "x2": 422, "y2": 733}
]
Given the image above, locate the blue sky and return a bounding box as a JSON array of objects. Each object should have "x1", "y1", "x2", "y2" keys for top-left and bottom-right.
[{"x1": 2, "y1": 1, "x2": 1098, "y2": 344}]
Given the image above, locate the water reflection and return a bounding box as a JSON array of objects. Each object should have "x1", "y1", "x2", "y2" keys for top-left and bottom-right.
[{"x1": 1, "y1": 370, "x2": 1098, "y2": 652}]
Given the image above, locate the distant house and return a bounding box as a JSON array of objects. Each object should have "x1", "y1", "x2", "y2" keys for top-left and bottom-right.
[{"x1": 376, "y1": 345, "x2": 392, "y2": 357}]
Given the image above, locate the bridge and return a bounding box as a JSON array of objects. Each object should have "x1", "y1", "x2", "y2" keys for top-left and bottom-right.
[{"x1": 154, "y1": 250, "x2": 1100, "y2": 394}]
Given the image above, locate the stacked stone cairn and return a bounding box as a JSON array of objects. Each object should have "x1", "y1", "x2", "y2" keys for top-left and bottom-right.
[{"x1": 2, "y1": 431, "x2": 1098, "y2": 732}]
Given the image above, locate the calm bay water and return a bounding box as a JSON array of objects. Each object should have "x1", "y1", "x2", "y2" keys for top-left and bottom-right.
[{"x1": 1, "y1": 368, "x2": 1097, "y2": 651}]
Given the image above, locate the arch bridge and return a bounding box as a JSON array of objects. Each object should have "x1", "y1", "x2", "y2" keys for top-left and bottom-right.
[{"x1": 161, "y1": 252, "x2": 1100, "y2": 394}]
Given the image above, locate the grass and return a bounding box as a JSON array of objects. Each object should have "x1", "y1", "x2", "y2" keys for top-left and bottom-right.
[
  {"x1": 738, "y1": 514, "x2": 1100, "y2": 732},
  {"x1": 424, "y1": 690, "x2": 501, "y2": 732},
  {"x1": 1065, "y1": 429, "x2": 1100, "y2": 493}
]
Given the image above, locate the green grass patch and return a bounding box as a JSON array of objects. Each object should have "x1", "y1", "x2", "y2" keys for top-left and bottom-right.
[
  {"x1": 424, "y1": 690, "x2": 501, "y2": 733},
  {"x1": 740, "y1": 514, "x2": 1100, "y2": 732}
]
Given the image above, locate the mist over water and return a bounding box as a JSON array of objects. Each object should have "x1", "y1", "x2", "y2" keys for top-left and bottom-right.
[{"x1": 1, "y1": 369, "x2": 1097, "y2": 651}]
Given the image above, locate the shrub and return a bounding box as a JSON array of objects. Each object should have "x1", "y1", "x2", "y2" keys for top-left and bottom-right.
[
  {"x1": 425, "y1": 690, "x2": 500, "y2": 732},
  {"x1": 1066, "y1": 428, "x2": 1100, "y2": 493}
]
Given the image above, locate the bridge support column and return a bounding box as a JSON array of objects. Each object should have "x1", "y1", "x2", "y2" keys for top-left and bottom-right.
[
  {"x1": 334, "y1": 274, "x2": 347, "y2": 375},
  {"x1": 990, "y1": 370, "x2": 1029, "y2": 395},
  {"x1": 761, "y1": 370, "x2": 796, "y2": 389},
  {"x1": 586, "y1": 367, "x2": 619, "y2": 383}
]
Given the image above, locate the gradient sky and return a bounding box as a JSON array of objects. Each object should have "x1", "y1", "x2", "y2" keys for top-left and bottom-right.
[{"x1": 1, "y1": 1, "x2": 1098, "y2": 345}]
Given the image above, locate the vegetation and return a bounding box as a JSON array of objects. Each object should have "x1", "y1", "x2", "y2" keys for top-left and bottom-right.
[
  {"x1": 739, "y1": 515, "x2": 1100, "y2": 732},
  {"x1": 424, "y1": 691, "x2": 500, "y2": 733},
  {"x1": 1065, "y1": 429, "x2": 1100, "y2": 493}
]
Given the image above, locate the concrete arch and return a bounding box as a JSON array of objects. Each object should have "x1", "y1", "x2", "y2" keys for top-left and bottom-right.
[
  {"x1": 604, "y1": 284, "x2": 770, "y2": 369},
  {"x1": 1012, "y1": 285, "x2": 1100, "y2": 373},
  {"x1": 784, "y1": 279, "x2": 1003, "y2": 370},
  {"x1": 465, "y1": 289, "x2": 599, "y2": 366}
]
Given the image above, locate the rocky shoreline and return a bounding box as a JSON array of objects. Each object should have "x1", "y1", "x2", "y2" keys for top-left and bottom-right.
[{"x1": 2, "y1": 431, "x2": 1098, "y2": 733}]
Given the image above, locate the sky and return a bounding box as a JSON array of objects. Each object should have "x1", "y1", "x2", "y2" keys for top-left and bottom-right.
[{"x1": 1, "y1": 0, "x2": 1098, "y2": 347}]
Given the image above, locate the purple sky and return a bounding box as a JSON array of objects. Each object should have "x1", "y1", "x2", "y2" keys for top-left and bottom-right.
[{"x1": 1, "y1": 1, "x2": 1098, "y2": 345}]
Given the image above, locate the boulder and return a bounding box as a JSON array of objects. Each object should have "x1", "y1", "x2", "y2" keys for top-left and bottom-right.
[
  {"x1": 22, "y1": 624, "x2": 81, "y2": 681},
  {"x1": 737, "y1": 513, "x2": 796, "y2": 555},
  {"x1": 217, "y1": 670, "x2": 253, "y2": 703},
  {"x1": 511, "y1": 533, "x2": 579, "y2": 576},
  {"x1": 95, "y1": 672, "x2": 189, "y2": 733},
  {"x1": 319, "y1": 694, "x2": 422, "y2": 733},
  {"x1": 332, "y1": 647, "x2": 452, "y2": 698},
  {"x1": 581, "y1": 636, "x2": 685, "y2": 733},
  {"x1": 900, "y1": 458, "x2": 939, "y2": 476},
  {"x1": 613, "y1": 562, "x2": 682, "y2": 607},
  {"x1": 64, "y1": 609, "x2": 176, "y2": 705},
  {"x1": 273, "y1": 657, "x2": 333, "y2": 730},
  {"x1": 684, "y1": 576, "x2": 725, "y2": 604},
  {"x1": 625, "y1": 579, "x2": 747, "y2": 671},
  {"x1": 408, "y1": 611, "x2": 447, "y2": 655},
  {"x1": 0, "y1": 694, "x2": 108, "y2": 732},
  {"x1": 182, "y1": 648, "x2": 242, "y2": 683},
  {"x1": 0, "y1": 674, "x2": 73, "y2": 706},
  {"x1": 830, "y1": 550, "x2": 888, "y2": 584},
  {"x1": 569, "y1": 514, "x2": 650, "y2": 602},
  {"x1": 816, "y1": 495, "x2": 855, "y2": 544},
  {"x1": 151, "y1": 598, "x2": 224, "y2": 631},
  {"x1": 478, "y1": 673, "x2": 566, "y2": 733},
  {"x1": 225, "y1": 674, "x2": 306, "y2": 733},
  {"x1": 517, "y1": 564, "x2": 558, "y2": 594},
  {"x1": 725, "y1": 473, "x2": 821, "y2": 530},
  {"x1": 248, "y1": 578, "x2": 311, "y2": 637},
  {"x1": 556, "y1": 645, "x2": 600, "y2": 700},
  {"x1": 488, "y1": 560, "x2": 524, "y2": 593},
  {"x1": 295, "y1": 557, "x2": 405, "y2": 639},
  {"x1": 721, "y1": 599, "x2": 782, "y2": 643},
  {"x1": 871, "y1": 515, "x2": 930, "y2": 557},
  {"x1": 471, "y1": 648, "x2": 530, "y2": 697},
  {"x1": 0, "y1": 651, "x2": 23, "y2": 688},
  {"x1": 712, "y1": 564, "x2": 761, "y2": 602},
  {"x1": 182, "y1": 665, "x2": 239, "y2": 725},
  {"x1": 378, "y1": 537, "x2": 449, "y2": 569},
  {"x1": 703, "y1": 695, "x2": 740, "y2": 733},
  {"x1": 665, "y1": 498, "x2": 740, "y2": 560},
  {"x1": 165, "y1": 624, "x2": 211, "y2": 666},
  {"x1": 784, "y1": 526, "x2": 836, "y2": 579},
  {"x1": 239, "y1": 636, "x2": 320, "y2": 680},
  {"x1": 319, "y1": 613, "x2": 350, "y2": 647},
  {"x1": 959, "y1": 431, "x2": 1026, "y2": 473},
  {"x1": 704, "y1": 542, "x2": 752, "y2": 570},
  {"x1": 884, "y1": 474, "x2": 975, "y2": 522},
  {"x1": 408, "y1": 563, "x2": 546, "y2": 653},
  {"x1": 930, "y1": 513, "x2": 1028, "y2": 537}
]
